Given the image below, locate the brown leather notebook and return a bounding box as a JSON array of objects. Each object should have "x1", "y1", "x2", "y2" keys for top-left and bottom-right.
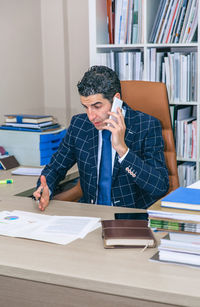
[
  {"x1": 0, "y1": 155, "x2": 19, "y2": 170},
  {"x1": 101, "y1": 219, "x2": 156, "y2": 249}
]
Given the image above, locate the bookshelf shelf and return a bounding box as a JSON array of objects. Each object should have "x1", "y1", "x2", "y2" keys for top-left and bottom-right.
[
  {"x1": 177, "y1": 157, "x2": 197, "y2": 162},
  {"x1": 97, "y1": 43, "x2": 198, "y2": 48},
  {"x1": 96, "y1": 44, "x2": 144, "y2": 48},
  {"x1": 89, "y1": 0, "x2": 200, "y2": 187},
  {"x1": 170, "y1": 102, "x2": 198, "y2": 105}
]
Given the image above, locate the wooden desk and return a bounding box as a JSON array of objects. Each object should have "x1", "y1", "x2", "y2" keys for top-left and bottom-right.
[
  {"x1": 0, "y1": 165, "x2": 79, "y2": 197},
  {"x1": 0, "y1": 195, "x2": 200, "y2": 307}
]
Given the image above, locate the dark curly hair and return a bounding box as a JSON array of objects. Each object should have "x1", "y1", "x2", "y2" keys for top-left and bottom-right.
[{"x1": 77, "y1": 65, "x2": 121, "y2": 103}]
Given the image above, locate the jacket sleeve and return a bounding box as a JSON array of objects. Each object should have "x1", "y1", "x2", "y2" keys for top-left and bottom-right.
[
  {"x1": 37, "y1": 117, "x2": 77, "y2": 195},
  {"x1": 120, "y1": 117, "x2": 169, "y2": 197}
]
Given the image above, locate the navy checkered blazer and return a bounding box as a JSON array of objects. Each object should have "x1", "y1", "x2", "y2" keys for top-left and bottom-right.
[{"x1": 40, "y1": 102, "x2": 169, "y2": 209}]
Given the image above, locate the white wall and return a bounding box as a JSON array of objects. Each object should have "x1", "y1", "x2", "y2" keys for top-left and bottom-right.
[
  {"x1": 0, "y1": 0, "x2": 44, "y2": 123},
  {"x1": 66, "y1": 0, "x2": 90, "y2": 118},
  {"x1": 0, "y1": 0, "x2": 89, "y2": 127},
  {"x1": 41, "y1": 0, "x2": 70, "y2": 125}
]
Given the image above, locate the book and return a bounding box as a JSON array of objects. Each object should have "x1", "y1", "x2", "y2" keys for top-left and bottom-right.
[
  {"x1": 119, "y1": 0, "x2": 129, "y2": 44},
  {"x1": 151, "y1": 249, "x2": 200, "y2": 268},
  {"x1": 186, "y1": 0, "x2": 198, "y2": 43},
  {"x1": 159, "y1": 233, "x2": 200, "y2": 254},
  {"x1": 181, "y1": 0, "x2": 197, "y2": 43},
  {"x1": 150, "y1": 233, "x2": 200, "y2": 268},
  {"x1": 0, "y1": 155, "x2": 19, "y2": 170},
  {"x1": 158, "y1": 0, "x2": 173, "y2": 43},
  {"x1": 126, "y1": 0, "x2": 134, "y2": 44},
  {"x1": 161, "y1": 187, "x2": 200, "y2": 211},
  {"x1": 179, "y1": 0, "x2": 193, "y2": 43},
  {"x1": 148, "y1": 198, "x2": 200, "y2": 223},
  {"x1": 150, "y1": 218, "x2": 200, "y2": 234},
  {"x1": 174, "y1": 0, "x2": 188, "y2": 43},
  {"x1": 114, "y1": 0, "x2": 123, "y2": 44},
  {"x1": 154, "y1": 0, "x2": 169, "y2": 43},
  {"x1": 107, "y1": 0, "x2": 114, "y2": 44},
  {"x1": 132, "y1": 0, "x2": 138, "y2": 43},
  {"x1": 178, "y1": 162, "x2": 196, "y2": 187},
  {"x1": 0, "y1": 123, "x2": 60, "y2": 132},
  {"x1": 4, "y1": 121, "x2": 54, "y2": 129},
  {"x1": 164, "y1": 0, "x2": 179, "y2": 43},
  {"x1": 168, "y1": 0, "x2": 183, "y2": 43},
  {"x1": 101, "y1": 219, "x2": 156, "y2": 248},
  {"x1": 4, "y1": 114, "x2": 54, "y2": 124},
  {"x1": 149, "y1": 0, "x2": 166, "y2": 43}
]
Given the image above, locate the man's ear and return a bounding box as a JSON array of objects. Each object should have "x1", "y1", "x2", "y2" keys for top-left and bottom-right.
[{"x1": 113, "y1": 92, "x2": 121, "y2": 100}]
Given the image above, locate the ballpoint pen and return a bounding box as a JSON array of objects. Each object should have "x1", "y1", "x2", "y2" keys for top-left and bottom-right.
[
  {"x1": 32, "y1": 188, "x2": 43, "y2": 202},
  {"x1": 0, "y1": 179, "x2": 13, "y2": 184}
]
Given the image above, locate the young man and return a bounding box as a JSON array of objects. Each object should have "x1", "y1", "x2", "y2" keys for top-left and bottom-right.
[{"x1": 33, "y1": 65, "x2": 169, "y2": 211}]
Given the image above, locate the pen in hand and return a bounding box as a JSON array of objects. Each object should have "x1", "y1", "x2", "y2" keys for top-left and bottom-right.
[
  {"x1": 33, "y1": 175, "x2": 49, "y2": 211},
  {"x1": 32, "y1": 188, "x2": 43, "y2": 202}
]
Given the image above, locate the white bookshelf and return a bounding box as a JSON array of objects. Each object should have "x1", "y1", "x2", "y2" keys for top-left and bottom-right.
[{"x1": 88, "y1": 0, "x2": 200, "y2": 185}]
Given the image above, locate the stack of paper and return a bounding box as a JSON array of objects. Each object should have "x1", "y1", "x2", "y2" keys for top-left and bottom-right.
[{"x1": 0, "y1": 210, "x2": 100, "y2": 245}]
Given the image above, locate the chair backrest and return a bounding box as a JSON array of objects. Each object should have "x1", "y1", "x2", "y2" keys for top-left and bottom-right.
[{"x1": 121, "y1": 80, "x2": 179, "y2": 193}]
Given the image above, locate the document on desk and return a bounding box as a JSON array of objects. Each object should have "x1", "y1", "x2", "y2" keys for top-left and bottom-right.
[
  {"x1": 11, "y1": 167, "x2": 44, "y2": 176},
  {"x1": 0, "y1": 210, "x2": 100, "y2": 245}
]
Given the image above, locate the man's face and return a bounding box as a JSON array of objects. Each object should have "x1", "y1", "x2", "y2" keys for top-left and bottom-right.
[{"x1": 80, "y1": 93, "x2": 112, "y2": 130}]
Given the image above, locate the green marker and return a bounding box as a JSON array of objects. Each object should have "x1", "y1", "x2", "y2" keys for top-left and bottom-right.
[{"x1": 0, "y1": 179, "x2": 13, "y2": 184}]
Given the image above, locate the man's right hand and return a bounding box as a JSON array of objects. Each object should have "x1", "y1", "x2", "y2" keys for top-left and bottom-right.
[{"x1": 33, "y1": 175, "x2": 50, "y2": 211}]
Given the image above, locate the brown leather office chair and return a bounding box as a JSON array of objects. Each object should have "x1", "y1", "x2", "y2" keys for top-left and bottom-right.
[
  {"x1": 54, "y1": 80, "x2": 179, "y2": 202},
  {"x1": 121, "y1": 80, "x2": 179, "y2": 193}
]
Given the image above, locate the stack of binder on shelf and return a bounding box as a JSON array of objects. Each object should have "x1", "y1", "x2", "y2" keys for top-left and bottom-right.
[
  {"x1": 0, "y1": 114, "x2": 66, "y2": 166},
  {"x1": 148, "y1": 186, "x2": 200, "y2": 267}
]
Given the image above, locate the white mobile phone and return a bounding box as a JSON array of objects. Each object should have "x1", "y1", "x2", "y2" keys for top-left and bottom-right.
[{"x1": 108, "y1": 97, "x2": 123, "y2": 124}]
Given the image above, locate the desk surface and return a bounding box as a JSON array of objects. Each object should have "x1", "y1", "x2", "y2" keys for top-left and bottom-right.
[
  {"x1": 0, "y1": 170, "x2": 200, "y2": 306},
  {"x1": 0, "y1": 195, "x2": 199, "y2": 307},
  {"x1": 0, "y1": 165, "x2": 78, "y2": 197}
]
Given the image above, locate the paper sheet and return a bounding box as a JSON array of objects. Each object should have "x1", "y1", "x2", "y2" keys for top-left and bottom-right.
[
  {"x1": 0, "y1": 210, "x2": 100, "y2": 245},
  {"x1": 187, "y1": 180, "x2": 200, "y2": 189},
  {"x1": 11, "y1": 167, "x2": 43, "y2": 176}
]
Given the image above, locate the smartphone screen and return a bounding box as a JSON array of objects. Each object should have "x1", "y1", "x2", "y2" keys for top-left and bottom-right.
[{"x1": 114, "y1": 212, "x2": 148, "y2": 220}]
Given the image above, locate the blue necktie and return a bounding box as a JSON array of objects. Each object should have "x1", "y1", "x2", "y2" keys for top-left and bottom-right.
[{"x1": 97, "y1": 130, "x2": 112, "y2": 205}]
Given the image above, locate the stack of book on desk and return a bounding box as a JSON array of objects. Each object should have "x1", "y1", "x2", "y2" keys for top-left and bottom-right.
[
  {"x1": 0, "y1": 114, "x2": 60, "y2": 132},
  {"x1": 148, "y1": 187, "x2": 200, "y2": 267},
  {"x1": 156, "y1": 232, "x2": 200, "y2": 267}
]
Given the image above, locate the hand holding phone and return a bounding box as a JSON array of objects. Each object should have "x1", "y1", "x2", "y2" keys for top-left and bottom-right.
[{"x1": 107, "y1": 96, "x2": 128, "y2": 157}]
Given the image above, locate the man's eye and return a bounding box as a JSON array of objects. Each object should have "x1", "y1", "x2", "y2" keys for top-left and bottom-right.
[{"x1": 94, "y1": 104, "x2": 101, "y2": 109}]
